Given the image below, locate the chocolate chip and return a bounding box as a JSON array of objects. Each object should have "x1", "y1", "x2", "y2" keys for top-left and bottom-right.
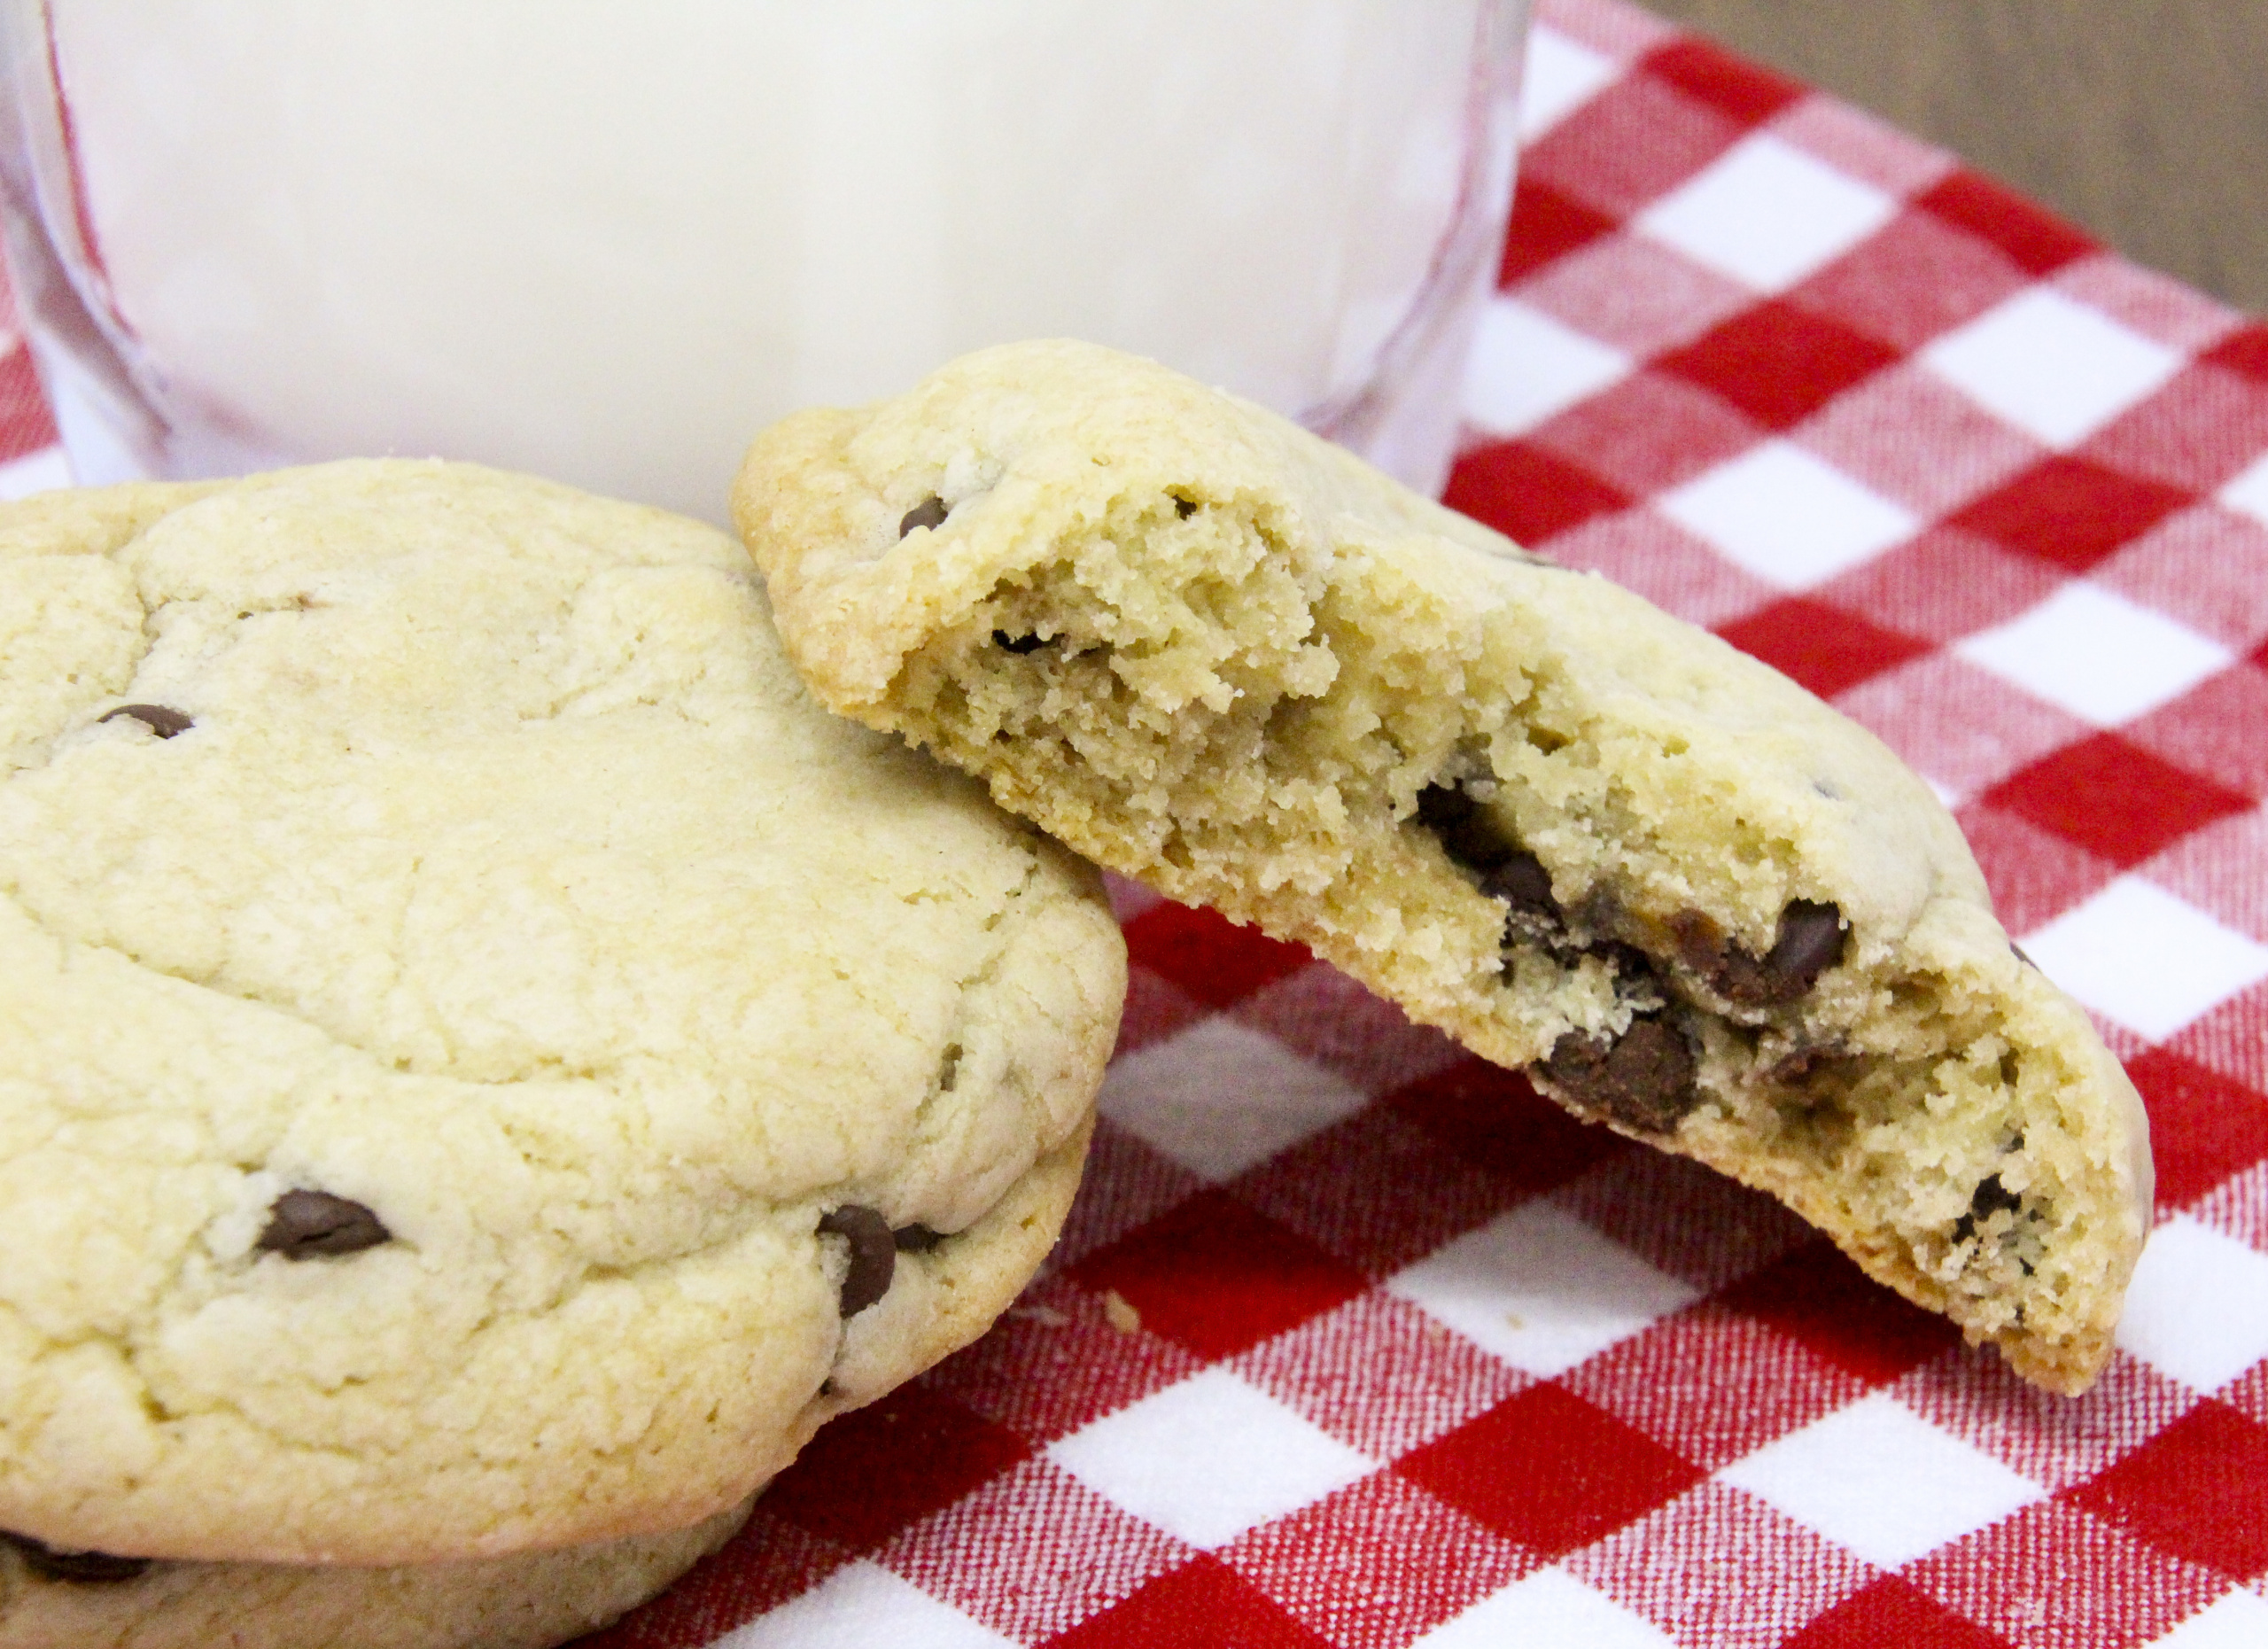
[
  {"x1": 1952, "y1": 1173, "x2": 2023, "y2": 1245},
  {"x1": 256, "y1": 1190, "x2": 391, "y2": 1259},
  {"x1": 893, "y1": 1223, "x2": 945, "y2": 1253},
  {"x1": 993, "y1": 631, "x2": 1048, "y2": 654},
  {"x1": 898, "y1": 496, "x2": 949, "y2": 537},
  {"x1": 1584, "y1": 939, "x2": 1663, "y2": 1000},
  {"x1": 1674, "y1": 900, "x2": 1846, "y2": 1007},
  {"x1": 1173, "y1": 496, "x2": 1199, "y2": 519},
  {"x1": 818, "y1": 1205, "x2": 896, "y2": 1316},
  {"x1": 1539, "y1": 1017, "x2": 1698, "y2": 1134},
  {"x1": 1764, "y1": 901, "x2": 1847, "y2": 993},
  {"x1": 1767, "y1": 1044, "x2": 1845, "y2": 1085},
  {"x1": 2, "y1": 1531, "x2": 150, "y2": 1584},
  {"x1": 1481, "y1": 851, "x2": 1560, "y2": 924},
  {"x1": 1415, "y1": 782, "x2": 1512, "y2": 875},
  {"x1": 99, "y1": 704, "x2": 192, "y2": 739}
]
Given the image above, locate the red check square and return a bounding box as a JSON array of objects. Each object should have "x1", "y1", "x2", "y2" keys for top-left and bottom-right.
[
  {"x1": 1443, "y1": 439, "x2": 1631, "y2": 547},
  {"x1": 2202, "y1": 322, "x2": 2268, "y2": 385},
  {"x1": 1713, "y1": 1238, "x2": 1962, "y2": 1385},
  {"x1": 2065, "y1": 1399, "x2": 2268, "y2": 1579},
  {"x1": 1979, "y1": 734, "x2": 2255, "y2": 869},
  {"x1": 1385, "y1": 1055, "x2": 1627, "y2": 1194},
  {"x1": 761, "y1": 1386, "x2": 1033, "y2": 1553},
  {"x1": 1122, "y1": 901, "x2": 1313, "y2": 1009},
  {"x1": 0, "y1": 349, "x2": 58, "y2": 463},
  {"x1": 1714, "y1": 595, "x2": 1933, "y2": 701},
  {"x1": 1068, "y1": 1189, "x2": 1371, "y2": 1362},
  {"x1": 1656, "y1": 300, "x2": 1902, "y2": 430},
  {"x1": 1946, "y1": 456, "x2": 2197, "y2": 573},
  {"x1": 1913, "y1": 170, "x2": 2097, "y2": 277},
  {"x1": 2124, "y1": 1047, "x2": 2268, "y2": 1210},
  {"x1": 1638, "y1": 35, "x2": 1806, "y2": 128},
  {"x1": 1498, "y1": 176, "x2": 1621, "y2": 286},
  {"x1": 1397, "y1": 1381, "x2": 1705, "y2": 1560},
  {"x1": 1043, "y1": 1555, "x2": 1332, "y2": 1649},
  {"x1": 1784, "y1": 1575, "x2": 2015, "y2": 1649}
]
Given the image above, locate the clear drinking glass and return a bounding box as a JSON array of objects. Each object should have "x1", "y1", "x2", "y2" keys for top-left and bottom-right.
[{"x1": 0, "y1": 1, "x2": 1526, "y2": 522}]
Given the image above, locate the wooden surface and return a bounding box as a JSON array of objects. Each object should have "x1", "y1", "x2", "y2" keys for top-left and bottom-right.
[{"x1": 1638, "y1": 0, "x2": 2268, "y2": 314}]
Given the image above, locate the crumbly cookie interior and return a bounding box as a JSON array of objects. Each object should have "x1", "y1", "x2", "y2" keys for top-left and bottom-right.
[{"x1": 815, "y1": 470, "x2": 2143, "y2": 1395}]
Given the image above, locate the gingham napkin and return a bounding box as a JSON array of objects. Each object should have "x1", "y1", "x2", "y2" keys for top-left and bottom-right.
[{"x1": 5, "y1": 2, "x2": 2266, "y2": 1645}]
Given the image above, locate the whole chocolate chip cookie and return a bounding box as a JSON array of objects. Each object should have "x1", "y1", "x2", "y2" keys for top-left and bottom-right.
[
  {"x1": 0, "y1": 463, "x2": 1122, "y2": 1567},
  {"x1": 0, "y1": 1492, "x2": 751, "y2": 1649},
  {"x1": 734, "y1": 339, "x2": 2152, "y2": 1396}
]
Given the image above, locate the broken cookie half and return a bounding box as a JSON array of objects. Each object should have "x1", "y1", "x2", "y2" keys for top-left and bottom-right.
[{"x1": 734, "y1": 339, "x2": 2154, "y2": 1396}]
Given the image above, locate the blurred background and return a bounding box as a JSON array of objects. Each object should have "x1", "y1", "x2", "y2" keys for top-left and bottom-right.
[{"x1": 1643, "y1": 0, "x2": 2268, "y2": 313}]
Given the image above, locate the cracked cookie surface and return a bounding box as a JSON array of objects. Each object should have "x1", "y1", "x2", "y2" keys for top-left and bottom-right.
[
  {"x1": 0, "y1": 462, "x2": 1124, "y2": 1566},
  {"x1": 734, "y1": 339, "x2": 2151, "y2": 1396}
]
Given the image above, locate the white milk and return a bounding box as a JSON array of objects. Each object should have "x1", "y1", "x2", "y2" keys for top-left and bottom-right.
[{"x1": 34, "y1": 0, "x2": 1512, "y2": 518}]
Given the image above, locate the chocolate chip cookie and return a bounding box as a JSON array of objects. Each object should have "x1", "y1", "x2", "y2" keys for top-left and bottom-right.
[
  {"x1": 0, "y1": 1492, "x2": 751, "y2": 1649},
  {"x1": 734, "y1": 339, "x2": 2152, "y2": 1396},
  {"x1": 0, "y1": 463, "x2": 1123, "y2": 1568}
]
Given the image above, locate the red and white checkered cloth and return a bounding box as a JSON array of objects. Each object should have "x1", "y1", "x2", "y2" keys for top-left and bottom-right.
[{"x1": 5, "y1": 2, "x2": 2267, "y2": 1643}]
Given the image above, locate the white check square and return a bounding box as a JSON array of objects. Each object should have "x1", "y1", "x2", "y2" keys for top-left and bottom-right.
[
  {"x1": 2220, "y1": 453, "x2": 2268, "y2": 531},
  {"x1": 2020, "y1": 877, "x2": 2268, "y2": 1043},
  {"x1": 1418, "y1": 1567, "x2": 1674, "y2": 1648},
  {"x1": 1953, "y1": 584, "x2": 2233, "y2": 727},
  {"x1": 1519, "y1": 25, "x2": 1621, "y2": 142},
  {"x1": 1719, "y1": 1392, "x2": 2044, "y2": 1569},
  {"x1": 1658, "y1": 440, "x2": 1919, "y2": 587},
  {"x1": 1463, "y1": 298, "x2": 1633, "y2": 437},
  {"x1": 2115, "y1": 1216, "x2": 2268, "y2": 1394},
  {"x1": 1097, "y1": 1016, "x2": 1369, "y2": 1182},
  {"x1": 1386, "y1": 1199, "x2": 1699, "y2": 1377},
  {"x1": 2148, "y1": 1587, "x2": 2268, "y2": 1648},
  {"x1": 1919, "y1": 289, "x2": 2183, "y2": 449},
  {"x1": 1046, "y1": 1368, "x2": 1376, "y2": 1551},
  {"x1": 718, "y1": 1561, "x2": 1015, "y2": 1649},
  {"x1": 1634, "y1": 134, "x2": 1898, "y2": 292}
]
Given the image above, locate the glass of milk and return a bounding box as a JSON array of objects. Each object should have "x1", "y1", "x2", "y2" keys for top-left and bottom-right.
[{"x1": 0, "y1": 2, "x2": 1526, "y2": 521}]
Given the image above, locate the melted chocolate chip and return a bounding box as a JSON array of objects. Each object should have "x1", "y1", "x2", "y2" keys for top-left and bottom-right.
[
  {"x1": 99, "y1": 704, "x2": 193, "y2": 739},
  {"x1": 898, "y1": 496, "x2": 949, "y2": 536},
  {"x1": 1480, "y1": 851, "x2": 1560, "y2": 924},
  {"x1": 1764, "y1": 901, "x2": 1847, "y2": 992},
  {"x1": 1674, "y1": 900, "x2": 1847, "y2": 1008},
  {"x1": 2, "y1": 1531, "x2": 150, "y2": 1584},
  {"x1": 893, "y1": 1223, "x2": 946, "y2": 1253},
  {"x1": 818, "y1": 1205, "x2": 896, "y2": 1316},
  {"x1": 1415, "y1": 782, "x2": 1522, "y2": 880},
  {"x1": 1952, "y1": 1173, "x2": 2023, "y2": 1245},
  {"x1": 1539, "y1": 1017, "x2": 1698, "y2": 1134},
  {"x1": 1584, "y1": 939, "x2": 1663, "y2": 999},
  {"x1": 1173, "y1": 496, "x2": 1199, "y2": 519},
  {"x1": 1767, "y1": 1043, "x2": 1847, "y2": 1085},
  {"x1": 256, "y1": 1190, "x2": 391, "y2": 1259},
  {"x1": 993, "y1": 631, "x2": 1048, "y2": 654}
]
